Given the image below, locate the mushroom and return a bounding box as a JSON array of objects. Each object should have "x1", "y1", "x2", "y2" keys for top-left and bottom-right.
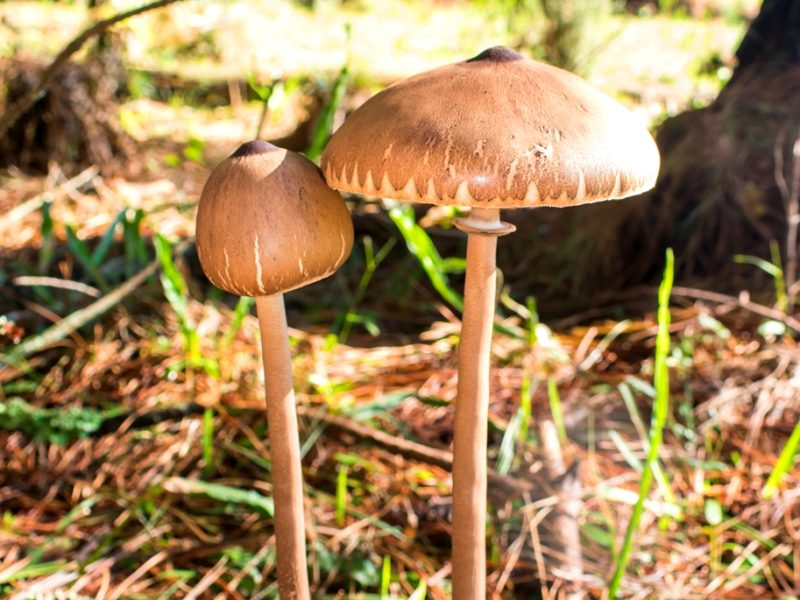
[
  {"x1": 196, "y1": 140, "x2": 354, "y2": 600},
  {"x1": 320, "y1": 47, "x2": 659, "y2": 598}
]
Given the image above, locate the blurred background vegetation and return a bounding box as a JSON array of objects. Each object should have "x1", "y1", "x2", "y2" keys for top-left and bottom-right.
[{"x1": 2, "y1": 0, "x2": 799, "y2": 599}]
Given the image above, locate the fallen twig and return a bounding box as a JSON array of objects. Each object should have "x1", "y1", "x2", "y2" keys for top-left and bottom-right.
[
  {"x1": 0, "y1": 166, "x2": 98, "y2": 228},
  {"x1": 60, "y1": 399, "x2": 535, "y2": 496},
  {"x1": 12, "y1": 276, "x2": 101, "y2": 298},
  {"x1": 3, "y1": 261, "x2": 151, "y2": 366},
  {"x1": 1, "y1": 240, "x2": 191, "y2": 367},
  {"x1": 670, "y1": 286, "x2": 800, "y2": 333},
  {"x1": 0, "y1": 0, "x2": 186, "y2": 140},
  {"x1": 296, "y1": 405, "x2": 535, "y2": 496}
]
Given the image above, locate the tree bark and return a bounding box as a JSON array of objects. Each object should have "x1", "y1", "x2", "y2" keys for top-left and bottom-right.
[
  {"x1": 501, "y1": 0, "x2": 800, "y2": 308},
  {"x1": 731, "y1": 0, "x2": 800, "y2": 81}
]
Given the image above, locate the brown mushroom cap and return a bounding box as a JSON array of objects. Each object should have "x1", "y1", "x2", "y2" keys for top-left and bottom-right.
[
  {"x1": 196, "y1": 140, "x2": 354, "y2": 297},
  {"x1": 321, "y1": 47, "x2": 660, "y2": 208}
]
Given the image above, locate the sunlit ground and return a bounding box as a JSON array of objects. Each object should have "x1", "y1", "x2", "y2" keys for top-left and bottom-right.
[{"x1": 1, "y1": 2, "x2": 797, "y2": 599}]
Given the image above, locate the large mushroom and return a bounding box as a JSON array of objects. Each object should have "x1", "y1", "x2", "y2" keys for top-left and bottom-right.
[
  {"x1": 321, "y1": 47, "x2": 659, "y2": 598},
  {"x1": 196, "y1": 140, "x2": 354, "y2": 600}
]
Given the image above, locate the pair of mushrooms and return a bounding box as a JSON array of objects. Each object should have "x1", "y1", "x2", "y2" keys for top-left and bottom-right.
[{"x1": 196, "y1": 46, "x2": 658, "y2": 599}]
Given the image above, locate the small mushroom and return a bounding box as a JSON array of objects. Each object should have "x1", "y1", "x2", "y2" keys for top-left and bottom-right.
[
  {"x1": 196, "y1": 140, "x2": 353, "y2": 600},
  {"x1": 321, "y1": 47, "x2": 659, "y2": 598}
]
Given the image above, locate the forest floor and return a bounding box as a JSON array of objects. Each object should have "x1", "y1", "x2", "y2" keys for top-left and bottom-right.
[{"x1": 1, "y1": 1, "x2": 799, "y2": 599}]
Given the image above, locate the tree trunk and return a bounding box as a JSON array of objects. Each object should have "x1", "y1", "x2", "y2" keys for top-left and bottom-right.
[
  {"x1": 501, "y1": 0, "x2": 800, "y2": 309},
  {"x1": 731, "y1": 0, "x2": 800, "y2": 80}
]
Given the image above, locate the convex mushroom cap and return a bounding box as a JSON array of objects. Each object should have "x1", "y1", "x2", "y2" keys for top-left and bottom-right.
[
  {"x1": 197, "y1": 140, "x2": 354, "y2": 297},
  {"x1": 322, "y1": 46, "x2": 660, "y2": 208}
]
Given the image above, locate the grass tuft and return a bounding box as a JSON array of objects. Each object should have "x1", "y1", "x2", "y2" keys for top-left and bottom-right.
[{"x1": 608, "y1": 248, "x2": 674, "y2": 598}]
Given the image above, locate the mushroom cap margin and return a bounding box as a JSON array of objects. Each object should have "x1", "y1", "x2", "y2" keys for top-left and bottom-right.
[{"x1": 196, "y1": 142, "x2": 354, "y2": 297}]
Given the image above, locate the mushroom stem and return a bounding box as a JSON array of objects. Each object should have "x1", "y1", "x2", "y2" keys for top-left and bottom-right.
[
  {"x1": 452, "y1": 207, "x2": 514, "y2": 599},
  {"x1": 256, "y1": 294, "x2": 310, "y2": 600}
]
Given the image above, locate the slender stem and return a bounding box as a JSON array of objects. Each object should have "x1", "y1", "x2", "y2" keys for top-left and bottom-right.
[
  {"x1": 452, "y1": 208, "x2": 502, "y2": 600},
  {"x1": 256, "y1": 294, "x2": 310, "y2": 600}
]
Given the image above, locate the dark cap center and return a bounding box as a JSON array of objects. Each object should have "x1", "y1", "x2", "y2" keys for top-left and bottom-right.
[
  {"x1": 466, "y1": 46, "x2": 524, "y2": 64},
  {"x1": 231, "y1": 140, "x2": 276, "y2": 158}
]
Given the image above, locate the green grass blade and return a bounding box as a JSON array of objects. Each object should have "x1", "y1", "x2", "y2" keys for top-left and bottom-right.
[
  {"x1": 334, "y1": 452, "x2": 378, "y2": 472},
  {"x1": 202, "y1": 407, "x2": 214, "y2": 476},
  {"x1": 496, "y1": 407, "x2": 523, "y2": 475},
  {"x1": 547, "y1": 378, "x2": 567, "y2": 442},
  {"x1": 380, "y1": 555, "x2": 391, "y2": 599},
  {"x1": 154, "y1": 233, "x2": 202, "y2": 366},
  {"x1": 768, "y1": 240, "x2": 788, "y2": 312},
  {"x1": 65, "y1": 224, "x2": 109, "y2": 290},
  {"x1": 335, "y1": 237, "x2": 396, "y2": 343},
  {"x1": 519, "y1": 376, "x2": 533, "y2": 445},
  {"x1": 619, "y1": 382, "x2": 680, "y2": 514},
  {"x1": 0, "y1": 397, "x2": 105, "y2": 444},
  {"x1": 386, "y1": 205, "x2": 524, "y2": 340},
  {"x1": 733, "y1": 253, "x2": 781, "y2": 277},
  {"x1": 578, "y1": 319, "x2": 631, "y2": 371},
  {"x1": 163, "y1": 477, "x2": 274, "y2": 516},
  {"x1": 220, "y1": 296, "x2": 255, "y2": 350},
  {"x1": 123, "y1": 208, "x2": 148, "y2": 275},
  {"x1": 65, "y1": 224, "x2": 94, "y2": 267},
  {"x1": 345, "y1": 391, "x2": 415, "y2": 422},
  {"x1": 0, "y1": 560, "x2": 66, "y2": 583},
  {"x1": 336, "y1": 464, "x2": 349, "y2": 527},
  {"x1": 387, "y1": 205, "x2": 464, "y2": 312},
  {"x1": 305, "y1": 65, "x2": 349, "y2": 163},
  {"x1": 625, "y1": 375, "x2": 656, "y2": 398},
  {"x1": 246, "y1": 72, "x2": 275, "y2": 102},
  {"x1": 154, "y1": 233, "x2": 188, "y2": 299},
  {"x1": 734, "y1": 242, "x2": 787, "y2": 312},
  {"x1": 497, "y1": 377, "x2": 534, "y2": 475},
  {"x1": 409, "y1": 580, "x2": 427, "y2": 600},
  {"x1": 609, "y1": 429, "x2": 643, "y2": 472},
  {"x1": 38, "y1": 199, "x2": 54, "y2": 272},
  {"x1": 90, "y1": 209, "x2": 127, "y2": 268},
  {"x1": 608, "y1": 248, "x2": 674, "y2": 599},
  {"x1": 762, "y1": 418, "x2": 800, "y2": 499},
  {"x1": 55, "y1": 496, "x2": 98, "y2": 534}
]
